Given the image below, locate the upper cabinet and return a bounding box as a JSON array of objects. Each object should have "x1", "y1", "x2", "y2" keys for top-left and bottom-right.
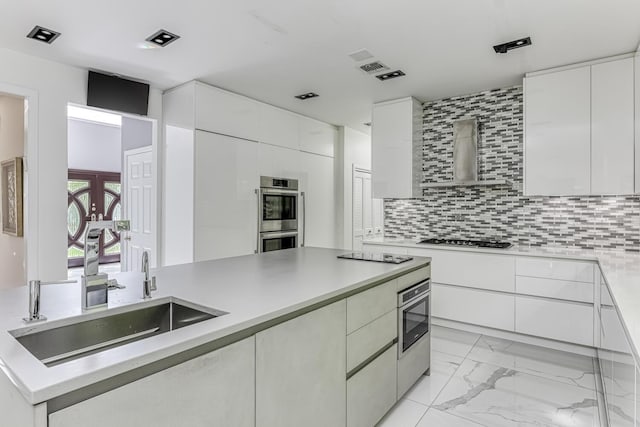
[
  {"x1": 524, "y1": 55, "x2": 636, "y2": 196},
  {"x1": 371, "y1": 97, "x2": 422, "y2": 199}
]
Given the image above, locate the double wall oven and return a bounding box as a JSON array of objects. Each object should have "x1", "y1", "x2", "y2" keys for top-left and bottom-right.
[{"x1": 257, "y1": 176, "x2": 305, "y2": 253}]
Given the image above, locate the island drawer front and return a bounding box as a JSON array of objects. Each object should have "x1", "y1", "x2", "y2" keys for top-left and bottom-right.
[
  {"x1": 397, "y1": 265, "x2": 431, "y2": 292},
  {"x1": 432, "y1": 284, "x2": 515, "y2": 331},
  {"x1": 406, "y1": 248, "x2": 515, "y2": 292},
  {"x1": 347, "y1": 344, "x2": 397, "y2": 427},
  {"x1": 347, "y1": 310, "x2": 397, "y2": 372},
  {"x1": 347, "y1": 280, "x2": 397, "y2": 334},
  {"x1": 515, "y1": 296, "x2": 594, "y2": 346},
  {"x1": 516, "y1": 257, "x2": 594, "y2": 283},
  {"x1": 48, "y1": 337, "x2": 256, "y2": 427},
  {"x1": 515, "y1": 276, "x2": 593, "y2": 303}
]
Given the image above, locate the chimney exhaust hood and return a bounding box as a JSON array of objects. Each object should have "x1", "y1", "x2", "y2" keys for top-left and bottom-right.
[{"x1": 421, "y1": 118, "x2": 511, "y2": 189}]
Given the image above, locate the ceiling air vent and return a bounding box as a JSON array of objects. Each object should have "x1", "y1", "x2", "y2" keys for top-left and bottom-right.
[
  {"x1": 348, "y1": 49, "x2": 374, "y2": 62},
  {"x1": 359, "y1": 61, "x2": 390, "y2": 75}
]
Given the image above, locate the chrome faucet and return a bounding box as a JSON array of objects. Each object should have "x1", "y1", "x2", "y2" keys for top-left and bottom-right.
[
  {"x1": 82, "y1": 220, "x2": 130, "y2": 310},
  {"x1": 141, "y1": 251, "x2": 156, "y2": 299},
  {"x1": 23, "y1": 279, "x2": 76, "y2": 323}
]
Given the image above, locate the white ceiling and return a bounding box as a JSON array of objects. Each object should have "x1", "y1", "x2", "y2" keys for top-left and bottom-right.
[{"x1": 2, "y1": 0, "x2": 640, "y2": 132}]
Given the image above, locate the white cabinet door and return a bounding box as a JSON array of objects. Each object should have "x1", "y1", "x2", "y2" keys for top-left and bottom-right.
[
  {"x1": 635, "y1": 55, "x2": 640, "y2": 193},
  {"x1": 432, "y1": 284, "x2": 515, "y2": 331},
  {"x1": 299, "y1": 116, "x2": 336, "y2": 157},
  {"x1": 195, "y1": 83, "x2": 262, "y2": 142},
  {"x1": 591, "y1": 58, "x2": 634, "y2": 195},
  {"x1": 299, "y1": 152, "x2": 335, "y2": 248},
  {"x1": 363, "y1": 175, "x2": 373, "y2": 239},
  {"x1": 256, "y1": 300, "x2": 346, "y2": 427},
  {"x1": 353, "y1": 173, "x2": 364, "y2": 248},
  {"x1": 347, "y1": 345, "x2": 397, "y2": 427},
  {"x1": 372, "y1": 97, "x2": 421, "y2": 199},
  {"x1": 516, "y1": 257, "x2": 594, "y2": 283},
  {"x1": 49, "y1": 337, "x2": 256, "y2": 427},
  {"x1": 194, "y1": 131, "x2": 259, "y2": 261},
  {"x1": 515, "y1": 295, "x2": 594, "y2": 346},
  {"x1": 258, "y1": 143, "x2": 301, "y2": 180},
  {"x1": 259, "y1": 104, "x2": 300, "y2": 150},
  {"x1": 524, "y1": 66, "x2": 591, "y2": 195}
]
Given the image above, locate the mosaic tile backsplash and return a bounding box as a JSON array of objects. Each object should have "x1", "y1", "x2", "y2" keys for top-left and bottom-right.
[{"x1": 384, "y1": 86, "x2": 640, "y2": 251}]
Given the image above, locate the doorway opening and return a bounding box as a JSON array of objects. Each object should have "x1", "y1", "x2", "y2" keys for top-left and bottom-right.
[
  {"x1": 0, "y1": 92, "x2": 27, "y2": 288},
  {"x1": 66, "y1": 104, "x2": 156, "y2": 280}
]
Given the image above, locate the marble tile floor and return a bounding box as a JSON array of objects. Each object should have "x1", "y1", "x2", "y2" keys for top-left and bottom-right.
[{"x1": 378, "y1": 325, "x2": 604, "y2": 427}]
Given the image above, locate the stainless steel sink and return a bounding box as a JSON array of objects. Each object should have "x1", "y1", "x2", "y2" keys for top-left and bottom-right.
[{"x1": 10, "y1": 298, "x2": 227, "y2": 367}]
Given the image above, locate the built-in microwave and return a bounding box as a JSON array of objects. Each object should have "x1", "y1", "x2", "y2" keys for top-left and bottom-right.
[{"x1": 398, "y1": 279, "x2": 430, "y2": 358}]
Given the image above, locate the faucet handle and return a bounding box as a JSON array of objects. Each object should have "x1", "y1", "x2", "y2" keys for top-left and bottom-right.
[{"x1": 150, "y1": 276, "x2": 157, "y2": 291}]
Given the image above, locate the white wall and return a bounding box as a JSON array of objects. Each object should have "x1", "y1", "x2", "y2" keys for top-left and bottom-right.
[
  {"x1": 0, "y1": 95, "x2": 25, "y2": 287},
  {"x1": 335, "y1": 126, "x2": 371, "y2": 250},
  {"x1": 0, "y1": 47, "x2": 162, "y2": 281},
  {"x1": 67, "y1": 119, "x2": 122, "y2": 172}
]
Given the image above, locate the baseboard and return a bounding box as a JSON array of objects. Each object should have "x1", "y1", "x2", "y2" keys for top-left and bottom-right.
[{"x1": 432, "y1": 317, "x2": 597, "y2": 358}]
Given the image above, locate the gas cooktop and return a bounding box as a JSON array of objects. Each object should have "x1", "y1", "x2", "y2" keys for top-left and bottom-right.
[
  {"x1": 419, "y1": 238, "x2": 512, "y2": 249},
  {"x1": 337, "y1": 252, "x2": 414, "y2": 264}
]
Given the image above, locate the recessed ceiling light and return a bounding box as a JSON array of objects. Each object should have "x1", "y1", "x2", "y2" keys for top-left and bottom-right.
[
  {"x1": 26, "y1": 26, "x2": 61, "y2": 44},
  {"x1": 375, "y1": 70, "x2": 406, "y2": 81},
  {"x1": 493, "y1": 37, "x2": 532, "y2": 54},
  {"x1": 145, "y1": 29, "x2": 180, "y2": 47},
  {"x1": 295, "y1": 92, "x2": 319, "y2": 100}
]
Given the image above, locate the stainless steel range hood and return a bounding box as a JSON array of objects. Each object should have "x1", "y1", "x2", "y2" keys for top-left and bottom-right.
[{"x1": 421, "y1": 118, "x2": 511, "y2": 189}]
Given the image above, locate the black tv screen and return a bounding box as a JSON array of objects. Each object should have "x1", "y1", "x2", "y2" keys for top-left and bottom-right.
[{"x1": 87, "y1": 71, "x2": 149, "y2": 116}]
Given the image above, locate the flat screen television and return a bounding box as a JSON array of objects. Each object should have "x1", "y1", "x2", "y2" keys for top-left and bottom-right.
[{"x1": 87, "y1": 71, "x2": 149, "y2": 116}]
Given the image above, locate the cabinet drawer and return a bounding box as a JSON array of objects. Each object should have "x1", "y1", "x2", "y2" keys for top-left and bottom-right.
[
  {"x1": 407, "y1": 248, "x2": 514, "y2": 292},
  {"x1": 347, "y1": 310, "x2": 396, "y2": 372},
  {"x1": 347, "y1": 280, "x2": 396, "y2": 334},
  {"x1": 516, "y1": 276, "x2": 593, "y2": 303},
  {"x1": 515, "y1": 296, "x2": 594, "y2": 346},
  {"x1": 516, "y1": 257, "x2": 594, "y2": 283},
  {"x1": 432, "y1": 284, "x2": 515, "y2": 331},
  {"x1": 601, "y1": 306, "x2": 630, "y2": 353},
  {"x1": 347, "y1": 344, "x2": 397, "y2": 427},
  {"x1": 397, "y1": 265, "x2": 430, "y2": 291}
]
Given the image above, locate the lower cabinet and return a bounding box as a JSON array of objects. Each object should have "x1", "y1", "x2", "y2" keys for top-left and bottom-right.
[
  {"x1": 48, "y1": 337, "x2": 256, "y2": 427},
  {"x1": 255, "y1": 300, "x2": 347, "y2": 427},
  {"x1": 432, "y1": 283, "x2": 515, "y2": 331},
  {"x1": 347, "y1": 344, "x2": 397, "y2": 427},
  {"x1": 515, "y1": 295, "x2": 593, "y2": 346}
]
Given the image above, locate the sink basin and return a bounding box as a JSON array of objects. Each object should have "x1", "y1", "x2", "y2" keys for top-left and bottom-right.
[{"x1": 10, "y1": 298, "x2": 227, "y2": 367}]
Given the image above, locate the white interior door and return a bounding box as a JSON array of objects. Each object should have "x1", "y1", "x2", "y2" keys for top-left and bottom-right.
[
  {"x1": 353, "y1": 168, "x2": 384, "y2": 251},
  {"x1": 123, "y1": 147, "x2": 155, "y2": 272}
]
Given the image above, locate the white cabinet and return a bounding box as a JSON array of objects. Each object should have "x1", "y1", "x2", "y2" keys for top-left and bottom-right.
[
  {"x1": 601, "y1": 305, "x2": 631, "y2": 353},
  {"x1": 299, "y1": 151, "x2": 336, "y2": 248},
  {"x1": 371, "y1": 97, "x2": 422, "y2": 199},
  {"x1": 347, "y1": 345, "x2": 397, "y2": 427},
  {"x1": 195, "y1": 82, "x2": 262, "y2": 142},
  {"x1": 515, "y1": 276, "x2": 593, "y2": 303},
  {"x1": 524, "y1": 66, "x2": 591, "y2": 195},
  {"x1": 256, "y1": 300, "x2": 346, "y2": 427},
  {"x1": 432, "y1": 284, "x2": 515, "y2": 331},
  {"x1": 407, "y1": 247, "x2": 515, "y2": 292},
  {"x1": 194, "y1": 131, "x2": 259, "y2": 261},
  {"x1": 299, "y1": 116, "x2": 336, "y2": 157},
  {"x1": 525, "y1": 56, "x2": 637, "y2": 196},
  {"x1": 591, "y1": 58, "x2": 635, "y2": 195},
  {"x1": 515, "y1": 257, "x2": 594, "y2": 283},
  {"x1": 515, "y1": 295, "x2": 594, "y2": 346},
  {"x1": 636, "y1": 54, "x2": 640, "y2": 192},
  {"x1": 49, "y1": 337, "x2": 256, "y2": 427}
]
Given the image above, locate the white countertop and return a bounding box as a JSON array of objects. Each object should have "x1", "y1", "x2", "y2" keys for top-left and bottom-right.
[
  {"x1": 0, "y1": 247, "x2": 429, "y2": 405},
  {"x1": 364, "y1": 237, "x2": 640, "y2": 363}
]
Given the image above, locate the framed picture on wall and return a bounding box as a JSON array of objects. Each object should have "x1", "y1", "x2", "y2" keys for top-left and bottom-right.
[{"x1": 1, "y1": 157, "x2": 23, "y2": 237}]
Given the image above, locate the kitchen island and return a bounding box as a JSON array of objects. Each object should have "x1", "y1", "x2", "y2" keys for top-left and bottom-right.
[{"x1": 0, "y1": 247, "x2": 430, "y2": 427}]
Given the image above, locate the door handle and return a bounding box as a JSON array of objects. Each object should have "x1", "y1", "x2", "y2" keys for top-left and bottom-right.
[
  {"x1": 255, "y1": 189, "x2": 262, "y2": 254},
  {"x1": 301, "y1": 191, "x2": 306, "y2": 247},
  {"x1": 123, "y1": 236, "x2": 132, "y2": 241}
]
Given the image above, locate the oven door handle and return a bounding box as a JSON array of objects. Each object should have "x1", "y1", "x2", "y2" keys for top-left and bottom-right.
[
  {"x1": 260, "y1": 231, "x2": 299, "y2": 239},
  {"x1": 255, "y1": 188, "x2": 262, "y2": 253},
  {"x1": 300, "y1": 191, "x2": 306, "y2": 247}
]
